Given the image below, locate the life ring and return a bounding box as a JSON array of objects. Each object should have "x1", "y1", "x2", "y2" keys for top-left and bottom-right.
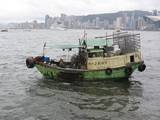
[
  {"x1": 26, "y1": 57, "x2": 35, "y2": 68},
  {"x1": 138, "y1": 63, "x2": 146, "y2": 72},
  {"x1": 125, "y1": 66, "x2": 133, "y2": 75},
  {"x1": 105, "y1": 68, "x2": 112, "y2": 75}
]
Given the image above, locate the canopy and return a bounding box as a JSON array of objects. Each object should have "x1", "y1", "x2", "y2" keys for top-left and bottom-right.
[
  {"x1": 86, "y1": 38, "x2": 113, "y2": 47},
  {"x1": 44, "y1": 38, "x2": 113, "y2": 50},
  {"x1": 45, "y1": 44, "x2": 82, "y2": 49}
]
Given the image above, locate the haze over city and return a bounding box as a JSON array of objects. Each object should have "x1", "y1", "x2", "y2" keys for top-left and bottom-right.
[{"x1": 0, "y1": 0, "x2": 160, "y2": 23}]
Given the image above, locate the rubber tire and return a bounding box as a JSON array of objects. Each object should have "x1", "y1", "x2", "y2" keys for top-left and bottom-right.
[
  {"x1": 125, "y1": 66, "x2": 133, "y2": 75},
  {"x1": 105, "y1": 68, "x2": 112, "y2": 75},
  {"x1": 26, "y1": 57, "x2": 35, "y2": 68},
  {"x1": 138, "y1": 64, "x2": 146, "y2": 72}
]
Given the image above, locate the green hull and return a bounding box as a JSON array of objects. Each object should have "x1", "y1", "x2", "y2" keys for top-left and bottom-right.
[{"x1": 35, "y1": 62, "x2": 141, "y2": 80}]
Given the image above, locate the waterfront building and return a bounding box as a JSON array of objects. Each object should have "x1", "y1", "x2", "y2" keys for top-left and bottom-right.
[{"x1": 143, "y1": 15, "x2": 160, "y2": 30}]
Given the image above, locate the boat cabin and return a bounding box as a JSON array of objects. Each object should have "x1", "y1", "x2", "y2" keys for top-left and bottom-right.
[{"x1": 42, "y1": 32, "x2": 142, "y2": 70}]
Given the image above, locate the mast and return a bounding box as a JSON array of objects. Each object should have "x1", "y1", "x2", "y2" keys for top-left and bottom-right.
[{"x1": 43, "y1": 42, "x2": 46, "y2": 56}]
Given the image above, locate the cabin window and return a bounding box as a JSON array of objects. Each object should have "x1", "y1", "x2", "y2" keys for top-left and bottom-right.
[
  {"x1": 94, "y1": 46, "x2": 99, "y2": 49},
  {"x1": 130, "y1": 55, "x2": 135, "y2": 62},
  {"x1": 88, "y1": 53, "x2": 93, "y2": 58},
  {"x1": 88, "y1": 52, "x2": 103, "y2": 58}
]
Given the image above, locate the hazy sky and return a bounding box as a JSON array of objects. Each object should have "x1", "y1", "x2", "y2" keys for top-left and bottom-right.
[{"x1": 0, "y1": 0, "x2": 159, "y2": 23}]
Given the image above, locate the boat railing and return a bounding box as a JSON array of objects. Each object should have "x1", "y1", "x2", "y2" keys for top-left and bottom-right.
[
  {"x1": 95, "y1": 32, "x2": 141, "y2": 54},
  {"x1": 95, "y1": 32, "x2": 128, "y2": 39}
]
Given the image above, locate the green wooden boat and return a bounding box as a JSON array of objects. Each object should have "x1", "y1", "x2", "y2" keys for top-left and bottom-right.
[{"x1": 26, "y1": 31, "x2": 146, "y2": 80}]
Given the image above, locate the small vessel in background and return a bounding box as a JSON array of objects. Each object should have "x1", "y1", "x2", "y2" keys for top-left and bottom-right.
[
  {"x1": 26, "y1": 31, "x2": 146, "y2": 80},
  {"x1": 1, "y1": 29, "x2": 8, "y2": 32},
  {"x1": 23, "y1": 29, "x2": 31, "y2": 32},
  {"x1": 50, "y1": 22, "x2": 67, "y2": 31}
]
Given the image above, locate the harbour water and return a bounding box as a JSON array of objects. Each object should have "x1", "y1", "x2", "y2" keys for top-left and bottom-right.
[{"x1": 0, "y1": 29, "x2": 160, "y2": 120}]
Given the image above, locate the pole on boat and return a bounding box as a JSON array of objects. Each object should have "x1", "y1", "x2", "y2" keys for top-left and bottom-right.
[
  {"x1": 83, "y1": 30, "x2": 87, "y2": 40},
  {"x1": 43, "y1": 42, "x2": 46, "y2": 56},
  {"x1": 106, "y1": 32, "x2": 108, "y2": 47}
]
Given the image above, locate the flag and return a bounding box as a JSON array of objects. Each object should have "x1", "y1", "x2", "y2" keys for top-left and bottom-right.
[{"x1": 44, "y1": 42, "x2": 46, "y2": 48}]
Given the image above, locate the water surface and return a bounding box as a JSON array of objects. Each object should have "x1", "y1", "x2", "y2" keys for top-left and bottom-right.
[{"x1": 0, "y1": 29, "x2": 160, "y2": 120}]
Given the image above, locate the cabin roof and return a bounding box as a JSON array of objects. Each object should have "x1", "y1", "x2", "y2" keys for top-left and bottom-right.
[
  {"x1": 86, "y1": 38, "x2": 113, "y2": 47},
  {"x1": 46, "y1": 44, "x2": 81, "y2": 49}
]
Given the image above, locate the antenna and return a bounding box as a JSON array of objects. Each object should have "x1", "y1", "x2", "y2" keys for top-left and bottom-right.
[
  {"x1": 106, "y1": 31, "x2": 108, "y2": 46},
  {"x1": 83, "y1": 30, "x2": 87, "y2": 40}
]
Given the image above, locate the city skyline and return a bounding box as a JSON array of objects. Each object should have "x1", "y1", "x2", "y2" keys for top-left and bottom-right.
[
  {"x1": 2, "y1": 10, "x2": 159, "y2": 31},
  {"x1": 0, "y1": 0, "x2": 160, "y2": 23}
]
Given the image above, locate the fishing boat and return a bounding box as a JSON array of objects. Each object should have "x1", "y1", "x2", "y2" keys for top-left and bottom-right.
[{"x1": 26, "y1": 31, "x2": 146, "y2": 80}]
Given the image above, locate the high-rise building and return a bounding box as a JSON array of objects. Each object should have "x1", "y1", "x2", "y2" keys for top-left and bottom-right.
[
  {"x1": 33, "y1": 20, "x2": 38, "y2": 29},
  {"x1": 130, "y1": 13, "x2": 136, "y2": 30},
  {"x1": 45, "y1": 15, "x2": 49, "y2": 28},
  {"x1": 103, "y1": 20, "x2": 109, "y2": 29},
  {"x1": 116, "y1": 17, "x2": 123, "y2": 29},
  {"x1": 45, "y1": 15, "x2": 53, "y2": 29},
  {"x1": 153, "y1": 9, "x2": 158, "y2": 16},
  {"x1": 60, "y1": 13, "x2": 67, "y2": 21},
  {"x1": 136, "y1": 17, "x2": 145, "y2": 30},
  {"x1": 95, "y1": 17, "x2": 100, "y2": 27}
]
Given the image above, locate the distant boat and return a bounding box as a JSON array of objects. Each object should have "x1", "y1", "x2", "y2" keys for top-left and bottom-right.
[
  {"x1": 50, "y1": 23, "x2": 67, "y2": 31},
  {"x1": 50, "y1": 26, "x2": 67, "y2": 31},
  {"x1": 23, "y1": 29, "x2": 31, "y2": 32},
  {"x1": 1, "y1": 29, "x2": 8, "y2": 32}
]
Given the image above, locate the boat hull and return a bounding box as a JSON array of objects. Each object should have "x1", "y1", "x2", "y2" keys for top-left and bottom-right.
[{"x1": 35, "y1": 62, "x2": 142, "y2": 80}]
